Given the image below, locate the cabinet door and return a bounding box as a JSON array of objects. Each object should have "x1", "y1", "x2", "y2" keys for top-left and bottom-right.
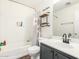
[
  {"x1": 54, "y1": 51, "x2": 69, "y2": 59},
  {"x1": 40, "y1": 44, "x2": 54, "y2": 59}
]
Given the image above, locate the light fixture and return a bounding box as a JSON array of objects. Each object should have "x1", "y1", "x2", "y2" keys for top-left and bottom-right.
[
  {"x1": 53, "y1": 0, "x2": 60, "y2": 4},
  {"x1": 65, "y1": 2, "x2": 71, "y2": 5}
]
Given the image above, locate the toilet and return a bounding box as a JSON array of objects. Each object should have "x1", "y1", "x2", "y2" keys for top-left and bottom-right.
[{"x1": 28, "y1": 46, "x2": 40, "y2": 59}]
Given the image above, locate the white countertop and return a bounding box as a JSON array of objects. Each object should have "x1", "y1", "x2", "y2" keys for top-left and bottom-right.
[{"x1": 39, "y1": 37, "x2": 79, "y2": 59}]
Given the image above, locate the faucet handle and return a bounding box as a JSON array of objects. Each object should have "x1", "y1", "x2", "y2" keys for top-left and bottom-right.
[
  {"x1": 68, "y1": 33, "x2": 72, "y2": 38},
  {"x1": 67, "y1": 39, "x2": 71, "y2": 44}
]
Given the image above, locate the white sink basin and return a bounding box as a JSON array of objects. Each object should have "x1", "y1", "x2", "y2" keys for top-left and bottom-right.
[
  {"x1": 53, "y1": 40, "x2": 79, "y2": 49},
  {"x1": 70, "y1": 43, "x2": 79, "y2": 49},
  {"x1": 56, "y1": 42, "x2": 73, "y2": 49}
]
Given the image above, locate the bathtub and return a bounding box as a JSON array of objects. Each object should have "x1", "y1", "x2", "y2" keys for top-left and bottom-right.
[{"x1": 0, "y1": 45, "x2": 31, "y2": 59}]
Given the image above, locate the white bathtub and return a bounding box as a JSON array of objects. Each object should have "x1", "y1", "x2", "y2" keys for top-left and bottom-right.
[{"x1": 0, "y1": 45, "x2": 31, "y2": 59}]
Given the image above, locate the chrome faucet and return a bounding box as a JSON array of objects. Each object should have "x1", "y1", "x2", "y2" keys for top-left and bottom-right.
[
  {"x1": 67, "y1": 33, "x2": 72, "y2": 43},
  {"x1": 68, "y1": 33, "x2": 72, "y2": 38},
  {"x1": 62, "y1": 33, "x2": 72, "y2": 44},
  {"x1": 62, "y1": 33, "x2": 67, "y2": 43}
]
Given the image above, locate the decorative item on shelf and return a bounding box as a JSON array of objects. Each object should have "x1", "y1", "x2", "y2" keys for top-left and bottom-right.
[
  {"x1": 16, "y1": 21, "x2": 23, "y2": 27},
  {"x1": 0, "y1": 40, "x2": 6, "y2": 47},
  {"x1": 0, "y1": 40, "x2": 6, "y2": 51},
  {"x1": 3, "y1": 40, "x2": 6, "y2": 46},
  {"x1": 40, "y1": 13, "x2": 50, "y2": 27}
]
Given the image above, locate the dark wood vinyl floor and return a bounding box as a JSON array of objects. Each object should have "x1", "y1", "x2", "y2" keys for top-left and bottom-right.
[{"x1": 18, "y1": 55, "x2": 31, "y2": 59}]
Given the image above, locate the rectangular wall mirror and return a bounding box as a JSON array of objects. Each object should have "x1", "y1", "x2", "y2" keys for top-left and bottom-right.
[{"x1": 53, "y1": 0, "x2": 79, "y2": 38}]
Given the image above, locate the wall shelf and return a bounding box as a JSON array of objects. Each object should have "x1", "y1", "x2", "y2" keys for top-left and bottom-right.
[
  {"x1": 40, "y1": 23, "x2": 50, "y2": 27},
  {"x1": 40, "y1": 13, "x2": 50, "y2": 27},
  {"x1": 40, "y1": 14, "x2": 48, "y2": 17}
]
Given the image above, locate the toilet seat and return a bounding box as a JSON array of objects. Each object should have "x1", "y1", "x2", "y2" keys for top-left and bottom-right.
[{"x1": 28, "y1": 46, "x2": 40, "y2": 55}]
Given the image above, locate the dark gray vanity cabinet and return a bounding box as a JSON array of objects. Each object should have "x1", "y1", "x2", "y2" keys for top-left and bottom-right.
[
  {"x1": 40, "y1": 43, "x2": 54, "y2": 59},
  {"x1": 54, "y1": 51, "x2": 69, "y2": 59},
  {"x1": 40, "y1": 43, "x2": 77, "y2": 59}
]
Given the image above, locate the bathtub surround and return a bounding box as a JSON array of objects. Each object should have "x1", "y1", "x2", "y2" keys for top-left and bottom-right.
[
  {"x1": 0, "y1": 0, "x2": 35, "y2": 50},
  {"x1": 0, "y1": 45, "x2": 31, "y2": 59}
]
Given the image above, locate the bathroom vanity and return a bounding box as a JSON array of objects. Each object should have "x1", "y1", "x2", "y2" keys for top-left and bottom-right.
[
  {"x1": 40, "y1": 38, "x2": 79, "y2": 59},
  {"x1": 40, "y1": 43, "x2": 77, "y2": 59}
]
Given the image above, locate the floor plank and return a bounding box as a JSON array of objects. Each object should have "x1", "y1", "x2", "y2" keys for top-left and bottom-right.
[{"x1": 18, "y1": 55, "x2": 31, "y2": 59}]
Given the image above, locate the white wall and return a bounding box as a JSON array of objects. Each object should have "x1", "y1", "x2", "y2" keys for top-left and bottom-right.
[
  {"x1": 74, "y1": 8, "x2": 79, "y2": 38},
  {"x1": 53, "y1": 3, "x2": 79, "y2": 37},
  {"x1": 0, "y1": 0, "x2": 35, "y2": 50},
  {"x1": 37, "y1": 0, "x2": 53, "y2": 38}
]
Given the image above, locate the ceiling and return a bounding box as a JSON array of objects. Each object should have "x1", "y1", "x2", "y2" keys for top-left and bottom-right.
[
  {"x1": 10, "y1": 0, "x2": 79, "y2": 11},
  {"x1": 10, "y1": 0, "x2": 49, "y2": 10},
  {"x1": 54, "y1": 0, "x2": 79, "y2": 11}
]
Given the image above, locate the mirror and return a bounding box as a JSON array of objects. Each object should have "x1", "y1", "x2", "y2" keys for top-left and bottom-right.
[{"x1": 53, "y1": 0, "x2": 79, "y2": 38}]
